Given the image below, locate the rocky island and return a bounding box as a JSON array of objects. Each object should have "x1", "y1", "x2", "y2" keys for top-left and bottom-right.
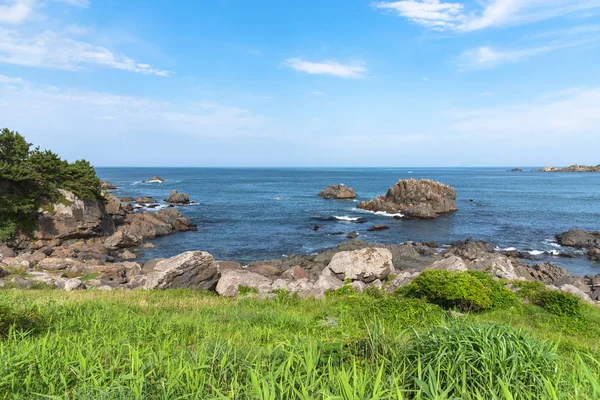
[
  {"x1": 358, "y1": 179, "x2": 457, "y2": 219},
  {"x1": 318, "y1": 184, "x2": 357, "y2": 199},
  {"x1": 535, "y1": 164, "x2": 600, "y2": 172}
]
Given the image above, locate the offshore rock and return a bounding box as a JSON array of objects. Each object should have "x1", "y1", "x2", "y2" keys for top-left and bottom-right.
[
  {"x1": 164, "y1": 190, "x2": 191, "y2": 204},
  {"x1": 318, "y1": 184, "x2": 357, "y2": 200},
  {"x1": 358, "y1": 179, "x2": 457, "y2": 219}
]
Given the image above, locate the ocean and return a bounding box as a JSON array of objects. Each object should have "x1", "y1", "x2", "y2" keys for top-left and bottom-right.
[{"x1": 96, "y1": 167, "x2": 600, "y2": 276}]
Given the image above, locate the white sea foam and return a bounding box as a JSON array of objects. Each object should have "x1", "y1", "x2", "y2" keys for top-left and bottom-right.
[
  {"x1": 275, "y1": 196, "x2": 289, "y2": 201},
  {"x1": 495, "y1": 246, "x2": 517, "y2": 252},
  {"x1": 334, "y1": 216, "x2": 360, "y2": 221},
  {"x1": 353, "y1": 208, "x2": 404, "y2": 218},
  {"x1": 147, "y1": 179, "x2": 163, "y2": 183}
]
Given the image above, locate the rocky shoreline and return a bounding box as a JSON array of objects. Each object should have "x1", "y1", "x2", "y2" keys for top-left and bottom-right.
[
  {"x1": 534, "y1": 164, "x2": 600, "y2": 173},
  {"x1": 1, "y1": 178, "x2": 599, "y2": 303}
]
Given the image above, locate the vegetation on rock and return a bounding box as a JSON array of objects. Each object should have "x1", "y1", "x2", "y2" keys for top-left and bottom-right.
[{"x1": 0, "y1": 128, "x2": 102, "y2": 240}]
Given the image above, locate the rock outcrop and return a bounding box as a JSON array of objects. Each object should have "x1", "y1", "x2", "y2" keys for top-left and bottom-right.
[
  {"x1": 35, "y1": 189, "x2": 115, "y2": 242},
  {"x1": 143, "y1": 176, "x2": 165, "y2": 183},
  {"x1": 120, "y1": 208, "x2": 196, "y2": 240},
  {"x1": 216, "y1": 270, "x2": 272, "y2": 296},
  {"x1": 357, "y1": 179, "x2": 457, "y2": 219},
  {"x1": 318, "y1": 184, "x2": 357, "y2": 200},
  {"x1": 164, "y1": 190, "x2": 191, "y2": 204}
]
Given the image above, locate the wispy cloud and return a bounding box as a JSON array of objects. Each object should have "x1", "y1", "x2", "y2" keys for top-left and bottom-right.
[
  {"x1": 374, "y1": 0, "x2": 600, "y2": 32},
  {"x1": 284, "y1": 58, "x2": 367, "y2": 78},
  {"x1": 0, "y1": 0, "x2": 35, "y2": 24},
  {"x1": 0, "y1": 75, "x2": 268, "y2": 138},
  {"x1": 444, "y1": 87, "x2": 600, "y2": 139},
  {"x1": 0, "y1": 28, "x2": 172, "y2": 75}
]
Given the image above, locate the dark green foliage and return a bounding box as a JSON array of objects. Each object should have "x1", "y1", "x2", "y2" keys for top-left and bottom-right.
[
  {"x1": 513, "y1": 281, "x2": 584, "y2": 317},
  {"x1": 0, "y1": 300, "x2": 44, "y2": 337},
  {"x1": 0, "y1": 128, "x2": 102, "y2": 240},
  {"x1": 404, "y1": 323, "x2": 559, "y2": 397}
]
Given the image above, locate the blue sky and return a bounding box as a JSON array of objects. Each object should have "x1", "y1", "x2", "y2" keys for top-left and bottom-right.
[{"x1": 0, "y1": 0, "x2": 599, "y2": 167}]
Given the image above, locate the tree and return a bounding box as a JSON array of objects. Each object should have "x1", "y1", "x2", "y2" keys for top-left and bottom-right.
[{"x1": 0, "y1": 128, "x2": 102, "y2": 241}]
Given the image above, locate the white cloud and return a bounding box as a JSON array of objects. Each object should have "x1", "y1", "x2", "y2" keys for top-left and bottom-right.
[
  {"x1": 0, "y1": 0, "x2": 35, "y2": 24},
  {"x1": 0, "y1": 28, "x2": 172, "y2": 75},
  {"x1": 0, "y1": 75, "x2": 268, "y2": 138},
  {"x1": 374, "y1": 0, "x2": 600, "y2": 32},
  {"x1": 444, "y1": 87, "x2": 600, "y2": 139},
  {"x1": 459, "y1": 38, "x2": 595, "y2": 69},
  {"x1": 284, "y1": 58, "x2": 367, "y2": 78}
]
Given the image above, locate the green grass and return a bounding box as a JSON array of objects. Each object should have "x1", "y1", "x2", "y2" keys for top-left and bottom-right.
[{"x1": 1, "y1": 288, "x2": 600, "y2": 399}]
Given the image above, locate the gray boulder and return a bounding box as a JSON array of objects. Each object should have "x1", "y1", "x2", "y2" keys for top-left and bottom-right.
[
  {"x1": 141, "y1": 251, "x2": 219, "y2": 290},
  {"x1": 104, "y1": 231, "x2": 140, "y2": 250},
  {"x1": 557, "y1": 229, "x2": 600, "y2": 249},
  {"x1": 215, "y1": 270, "x2": 272, "y2": 296},
  {"x1": 323, "y1": 247, "x2": 393, "y2": 283}
]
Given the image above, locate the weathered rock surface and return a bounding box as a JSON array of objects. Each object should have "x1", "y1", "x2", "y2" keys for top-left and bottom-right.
[
  {"x1": 318, "y1": 184, "x2": 357, "y2": 200},
  {"x1": 324, "y1": 247, "x2": 393, "y2": 283},
  {"x1": 281, "y1": 266, "x2": 310, "y2": 281},
  {"x1": 368, "y1": 225, "x2": 389, "y2": 232},
  {"x1": 101, "y1": 181, "x2": 117, "y2": 190},
  {"x1": 427, "y1": 256, "x2": 468, "y2": 272},
  {"x1": 164, "y1": 190, "x2": 191, "y2": 204},
  {"x1": 104, "y1": 231, "x2": 140, "y2": 250},
  {"x1": 120, "y1": 208, "x2": 196, "y2": 240},
  {"x1": 357, "y1": 179, "x2": 457, "y2": 219},
  {"x1": 35, "y1": 190, "x2": 115, "y2": 242},
  {"x1": 216, "y1": 270, "x2": 272, "y2": 296},
  {"x1": 138, "y1": 251, "x2": 219, "y2": 290},
  {"x1": 557, "y1": 229, "x2": 600, "y2": 249}
]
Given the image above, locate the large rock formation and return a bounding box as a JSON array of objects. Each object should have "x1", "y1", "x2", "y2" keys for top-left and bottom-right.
[
  {"x1": 120, "y1": 208, "x2": 196, "y2": 240},
  {"x1": 536, "y1": 164, "x2": 600, "y2": 172},
  {"x1": 323, "y1": 247, "x2": 393, "y2": 283},
  {"x1": 357, "y1": 179, "x2": 457, "y2": 219},
  {"x1": 137, "y1": 251, "x2": 219, "y2": 290},
  {"x1": 318, "y1": 184, "x2": 357, "y2": 200},
  {"x1": 164, "y1": 190, "x2": 190, "y2": 204},
  {"x1": 35, "y1": 189, "x2": 115, "y2": 242}
]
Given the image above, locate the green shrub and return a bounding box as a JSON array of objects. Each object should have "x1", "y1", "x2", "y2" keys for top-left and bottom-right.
[
  {"x1": 238, "y1": 286, "x2": 258, "y2": 296},
  {"x1": 0, "y1": 300, "x2": 44, "y2": 337},
  {"x1": 512, "y1": 281, "x2": 584, "y2": 317},
  {"x1": 404, "y1": 323, "x2": 559, "y2": 398},
  {"x1": 467, "y1": 270, "x2": 520, "y2": 309},
  {"x1": 402, "y1": 270, "x2": 493, "y2": 312},
  {"x1": 535, "y1": 290, "x2": 584, "y2": 318}
]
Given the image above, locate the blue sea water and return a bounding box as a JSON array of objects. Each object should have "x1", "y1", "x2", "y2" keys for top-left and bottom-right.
[{"x1": 96, "y1": 167, "x2": 600, "y2": 276}]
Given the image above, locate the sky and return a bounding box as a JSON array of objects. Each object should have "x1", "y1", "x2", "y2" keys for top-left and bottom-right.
[{"x1": 0, "y1": 0, "x2": 599, "y2": 167}]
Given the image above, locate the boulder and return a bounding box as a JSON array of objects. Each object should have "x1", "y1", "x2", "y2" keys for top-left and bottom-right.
[
  {"x1": 281, "y1": 266, "x2": 310, "y2": 281},
  {"x1": 64, "y1": 278, "x2": 85, "y2": 291},
  {"x1": 368, "y1": 225, "x2": 389, "y2": 232},
  {"x1": 324, "y1": 247, "x2": 393, "y2": 283},
  {"x1": 38, "y1": 257, "x2": 85, "y2": 272},
  {"x1": 385, "y1": 271, "x2": 421, "y2": 292},
  {"x1": 120, "y1": 250, "x2": 137, "y2": 260},
  {"x1": 557, "y1": 229, "x2": 600, "y2": 249},
  {"x1": 35, "y1": 190, "x2": 115, "y2": 241},
  {"x1": 121, "y1": 197, "x2": 135, "y2": 202},
  {"x1": 164, "y1": 190, "x2": 191, "y2": 204},
  {"x1": 104, "y1": 194, "x2": 125, "y2": 216},
  {"x1": 346, "y1": 232, "x2": 359, "y2": 239},
  {"x1": 357, "y1": 179, "x2": 456, "y2": 219},
  {"x1": 141, "y1": 251, "x2": 219, "y2": 290},
  {"x1": 136, "y1": 196, "x2": 157, "y2": 203},
  {"x1": 318, "y1": 184, "x2": 357, "y2": 200},
  {"x1": 10, "y1": 277, "x2": 33, "y2": 289},
  {"x1": 559, "y1": 284, "x2": 594, "y2": 304},
  {"x1": 216, "y1": 270, "x2": 272, "y2": 296},
  {"x1": 0, "y1": 244, "x2": 16, "y2": 259},
  {"x1": 427, "y1": 256, "x2": 468, "y2": 272},
  {"x1": 249, "y1": 265, "x2": 282, "y2": 277},
  {"x1": 315, "y1": 275, "x2": 344, "y2": 292},
  {"x1": 215, "y1": 260, "x2": 243, "y2": 273},
  {"x1": 104, "y1": 231, "x2": 140, "y2": 250}
]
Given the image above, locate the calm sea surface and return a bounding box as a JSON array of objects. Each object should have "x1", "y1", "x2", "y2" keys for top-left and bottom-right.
[{"x1": 96, "y1": 168, "x2": 600, "y2": 276}]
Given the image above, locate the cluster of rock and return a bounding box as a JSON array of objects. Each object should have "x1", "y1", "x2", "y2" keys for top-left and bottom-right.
[
  {"x1": 535, "y1": 165, "x2": 600, "y2": 173},
  {"x1": 358, "y1": 179, "x2": 457, "y2": 219},
  {"x1": 143, "y1": 176, "x2": 165, "y2": 183},
  {"x1": 508, "y1": 168, "x2": 523, "y2": 172},
  {"x1": 164, "y1": 190, "x2": 191, "y2": 204},
  {"x1": 5, "y1": 233, "x2": 599, "y2": 304},
  {"x1": 557, "y1": 229, "x2": 600, "y2": 262},
  {"x1": 0, "y1": 189, "x2": 196, "y2": 289},
  {"x1": 318, "y1": 184, "x2": 357, "y2": 200}
]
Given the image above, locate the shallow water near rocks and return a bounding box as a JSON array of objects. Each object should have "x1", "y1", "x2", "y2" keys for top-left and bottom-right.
[{"x1": 96, "y1": 167, "x2": 600, "y2": 276}]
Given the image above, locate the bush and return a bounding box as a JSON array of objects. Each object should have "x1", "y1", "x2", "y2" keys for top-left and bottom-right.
[
  {"x1": 513, "y1": 281, "x2": 584, "y2": 317},
  {"x1": 0, "y1": 128, "x2": 102, "y2": 240},
  {"x1": 0, "y1": 301, "x2": 44, "y2": 337},
  {"x1": 402, "y1": 270, "x2": 493, "y2": 312},
  {"x1": 467, "y1": 270, "x2": 520, "y2": 309},
  {"x1": 404, "y1": 323, "x2": 559, "y2": 398}
]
